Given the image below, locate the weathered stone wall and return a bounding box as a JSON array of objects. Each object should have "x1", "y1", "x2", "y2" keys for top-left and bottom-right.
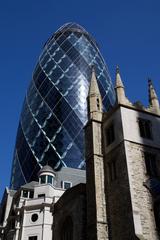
[
  {"x1": 125, "y1": 141, "x2": 159, "y2": 240},
  {"x1": 104, "y1": 142, "x2": 136, "y2": 240},
  {"x1": 85, "y1": 119, "x2": 108, "y2": 240}
]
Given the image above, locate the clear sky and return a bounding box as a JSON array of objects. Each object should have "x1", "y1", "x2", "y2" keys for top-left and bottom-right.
[{"x1": 0, "y1": 0, "x2": 160, "y2": 199}]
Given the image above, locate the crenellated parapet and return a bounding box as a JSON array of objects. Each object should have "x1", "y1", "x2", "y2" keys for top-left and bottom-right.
[{"x1": 113, "y1": 67, "x2": 160, "y2": 116}]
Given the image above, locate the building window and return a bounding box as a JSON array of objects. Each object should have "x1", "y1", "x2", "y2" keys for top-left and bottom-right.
[
  {"x1": 138, "y1": 118, "x2": 152, "y2": 139},
  {"x1": 62, "y1": 181, "x2": 72, "y2": 190},
  {"x1": 22, "y1": 190, "x2": 28, "y2": 198},
  {"x1": 108, "y1": 161, "x2": 117, "y2": 181},
  {"x1": 40, "y1": 175, "x2": 46, "y2": 184},
  {"x1": 144, "y1": 152, "x2": 157, "y2": 177},
  {"x1": 31, "y1": 213, "x2": 38, "y2": 222},
  {"x1": 97, "y1": 98, "x2": 100, "y2": 110},
  {"x1": 38, "y1": 194, "x2": 45, "y2": 198},
  {"x1": 29, "y1": 191, "x2": 34, "y2": 198},
  {"x1": 29, "y1": 237, "x2": 37, "y2": 240},
  {"x1": 47, "y1": 175, "x2": 53, "y2": 184},
  {"x1": 106, "y1": 124, "x2": 115, "y2": 146}
]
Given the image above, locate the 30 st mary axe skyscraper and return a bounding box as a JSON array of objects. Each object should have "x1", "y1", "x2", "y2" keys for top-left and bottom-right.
[{"x1": 10, "y1": 23, "x2": 116, "y2": 189}]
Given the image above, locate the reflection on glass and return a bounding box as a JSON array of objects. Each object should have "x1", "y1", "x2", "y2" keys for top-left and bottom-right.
[{"x1": 10, "y1": 23, "x2": 116, "y2": 189}]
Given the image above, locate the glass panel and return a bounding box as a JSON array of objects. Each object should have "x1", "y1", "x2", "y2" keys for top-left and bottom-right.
[
  {"x1": 40, "y1": 175, "x2": 46, "y2": 184},
  {"x1": 48, "y1": 175, "x2": 53, "y2": 184},
  {"x1": 63, "y1": 181, "x2": 71, "y2": 189},
  {"x1": 29, "y1": 191, "x2": 34, "y2": 198},
  {"x1": 22, "y1": 190, "x2": 28, "y2": 198}
]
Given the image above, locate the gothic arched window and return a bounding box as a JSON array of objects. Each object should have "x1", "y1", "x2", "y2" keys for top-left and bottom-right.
[{"x1": 61, "y1": 216, "x2": 73, "y2": 240}]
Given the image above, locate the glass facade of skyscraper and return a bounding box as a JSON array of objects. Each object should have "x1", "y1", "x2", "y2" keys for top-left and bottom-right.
[{"x1": 10, "y1": 23, "x2": 116, "y2": 189}]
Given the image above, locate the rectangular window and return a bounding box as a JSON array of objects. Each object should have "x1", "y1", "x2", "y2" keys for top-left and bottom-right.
[
  {"x1": 108, "y1": 161, "x2": 117, "y2": 181},
  {"x1": 29, "y1": 236, "x2": 37, "y2": 240},
  {"x1": 47, "y1": 175, "x2": 53, "y2": 184},
  {"x1": 144, "y1": 152, "x2": 157, "y2": 177},
  {"x1": 22, "y1": 190, "x2": 28, "y2": 198},
  {"x1": 106, "y1": 124, "x2": 115, "y2": 146},
  {"x1": 38, "y1": 194, "x2": 45, "y2": 198},
  {"x1": 62, "y1": 181, "x2": 72, "y2": 190},
  {"x1": 40, "y1": 175, "x2": 46, "y2": 184},
  {"x1": 138, "y1": 118, "x2": 152, "y2": 139},
  {"x1": 29, "y1": 191, "x2": 34, "y2": 198}
]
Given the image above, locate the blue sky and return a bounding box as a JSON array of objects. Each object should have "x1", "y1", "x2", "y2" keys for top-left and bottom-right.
[{"x1": 0, "y1": 0, "x2": 160, "y2": 199}]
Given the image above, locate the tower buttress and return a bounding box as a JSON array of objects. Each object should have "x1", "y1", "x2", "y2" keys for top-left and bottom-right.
[
  {"x1": 85, "y1": 67, "x2": 108, "y2": 240},
  {"x1": 115, "y1": 66, "x2": 126, "y2": 104},
  {"x1": 87, "y1": 67, "x2": 103, "y2": 121},
  {"x1": 148, "y1": 79, "x2": 160, "y2": 114}
]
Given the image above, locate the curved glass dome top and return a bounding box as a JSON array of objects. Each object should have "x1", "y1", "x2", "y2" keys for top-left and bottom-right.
[
  {"x1": 10, "y1": 22, "x2": 116, "y2": 189},
  {"x1": 56, "y1": 22, "x2": 88, "y2": 33}
]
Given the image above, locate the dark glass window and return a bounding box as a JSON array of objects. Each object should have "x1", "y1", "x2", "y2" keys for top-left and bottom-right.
[
  {"x1": 61, "y1": 39, "x2": 72, "y2": 52},
  {"x1": 31, "y1": 214, "x2": 38, "y2": 222},
  {"x1": 50, "y1": 66, "x2": 62, "y2": 83},
  {"x1": 36, "y1": 103, "x2": 50, "y2": 126},
  {"x1": 38, "y1": 194, "x2": 45, "y2": 198},
  {"x1": 138, "y1": 118, "x2": 152, "y2": 139},
  {"x1": 39, "y1": 78, "x2": 53, "y2": 98},
  {"x1": 48, "y1": 175, "x2": 53, "y2": 184},
  {"x1": 42, "y1": 114, "x2": 60, "y2": 140},
  {"x1": 29, "y1": 191, "x2": 34, "y2": 198},
  {"x1": 22, "y1": 190, "x2": 28, "y2": 198},
  {"x1": 106, "y1": 124, "x2": 115, "y2": 146},
  {"x1": 33, "y1": 132, "x2": 49, "y2": 159},
  {"x1": 45, "y1": 86, "x2": 62, "y2": 110},
  {"x1": 40, "y1": 175, "x2": 46, "y2": 184},
  {"x1": 62, "y1": 181, "x2": 72, "y2": 189},
  {"x1": 34, "y1": 69, "x2": 46, "y2": 88},
  {"x1": 108, "y1": 161, "x2": 117, "y2": 181},
  {"x1": 29, "y1": 236, "x2": 37, "y2": 240},
  {"x1": 97, "y1": 98, "x2": 100, "y2": 110},
  {"x1": 53, "y1": 97, "x2": 72, "y2": 123},
  {"x1": 144, "y1": 152, "x2": 157, "y2": 177}
]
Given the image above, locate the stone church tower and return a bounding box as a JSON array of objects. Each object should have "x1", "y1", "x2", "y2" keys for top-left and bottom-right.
[
  {"x1": 85, "y1": 67, "x2": 160, "y2": 240},
  {"x1": 85, "y1": 67, "x2": 108, "y2": 240}
]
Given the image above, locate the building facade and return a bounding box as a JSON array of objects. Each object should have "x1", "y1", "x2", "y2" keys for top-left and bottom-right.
[
  {"x1": 10, "y1": 23, "x2": 115, "y2": 190},
  {"x1": 1, "y1": 68, "x2": 160, "y2": 240},
  {"x1": 0, "y1": 166, "x2": 85, "y2": 240},
  {"x1": 85, "y1": 68, "x2": 160, "y2": 239}
]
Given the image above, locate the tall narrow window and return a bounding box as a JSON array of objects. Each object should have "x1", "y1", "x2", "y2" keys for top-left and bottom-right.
[
  {"x1": 138, "y1": 118, "x2": 152, "y2": 139},
  {"x1": 22, "y1": 190, "x2": 28, "y2": 198},
  {"x1": 61, "y1": 216, "x2": 73, "y2": 240},
  {"x1": 144, "y1": 152, "x2": 157, "y2": 177},
  {"x1": 48, "y1": 175, "x2": 53, "y2": 184},
  {"x1": 106, "y1": 124, "x2": 115, "y2": 146},
  {"x1": 40, "y1": 175, "x2": 46, "y2": 184},
  {"x1": 29, "y1": 191, "x2": 34, "y2": 198},
  {"x1": 108, "y1": 160, "x2": 117, "y2": 181},
  {"x1": 97, "y1": 98, "x2": 100, "y2": 110}
]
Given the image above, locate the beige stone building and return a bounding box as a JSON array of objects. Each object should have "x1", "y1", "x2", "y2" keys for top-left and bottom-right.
[
  {"x1": 85, "y1": 67, "x2": 160, "y2": 239},
  {"x1": 1, "y1": 67, "x2": 160, "y2": 240}
]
